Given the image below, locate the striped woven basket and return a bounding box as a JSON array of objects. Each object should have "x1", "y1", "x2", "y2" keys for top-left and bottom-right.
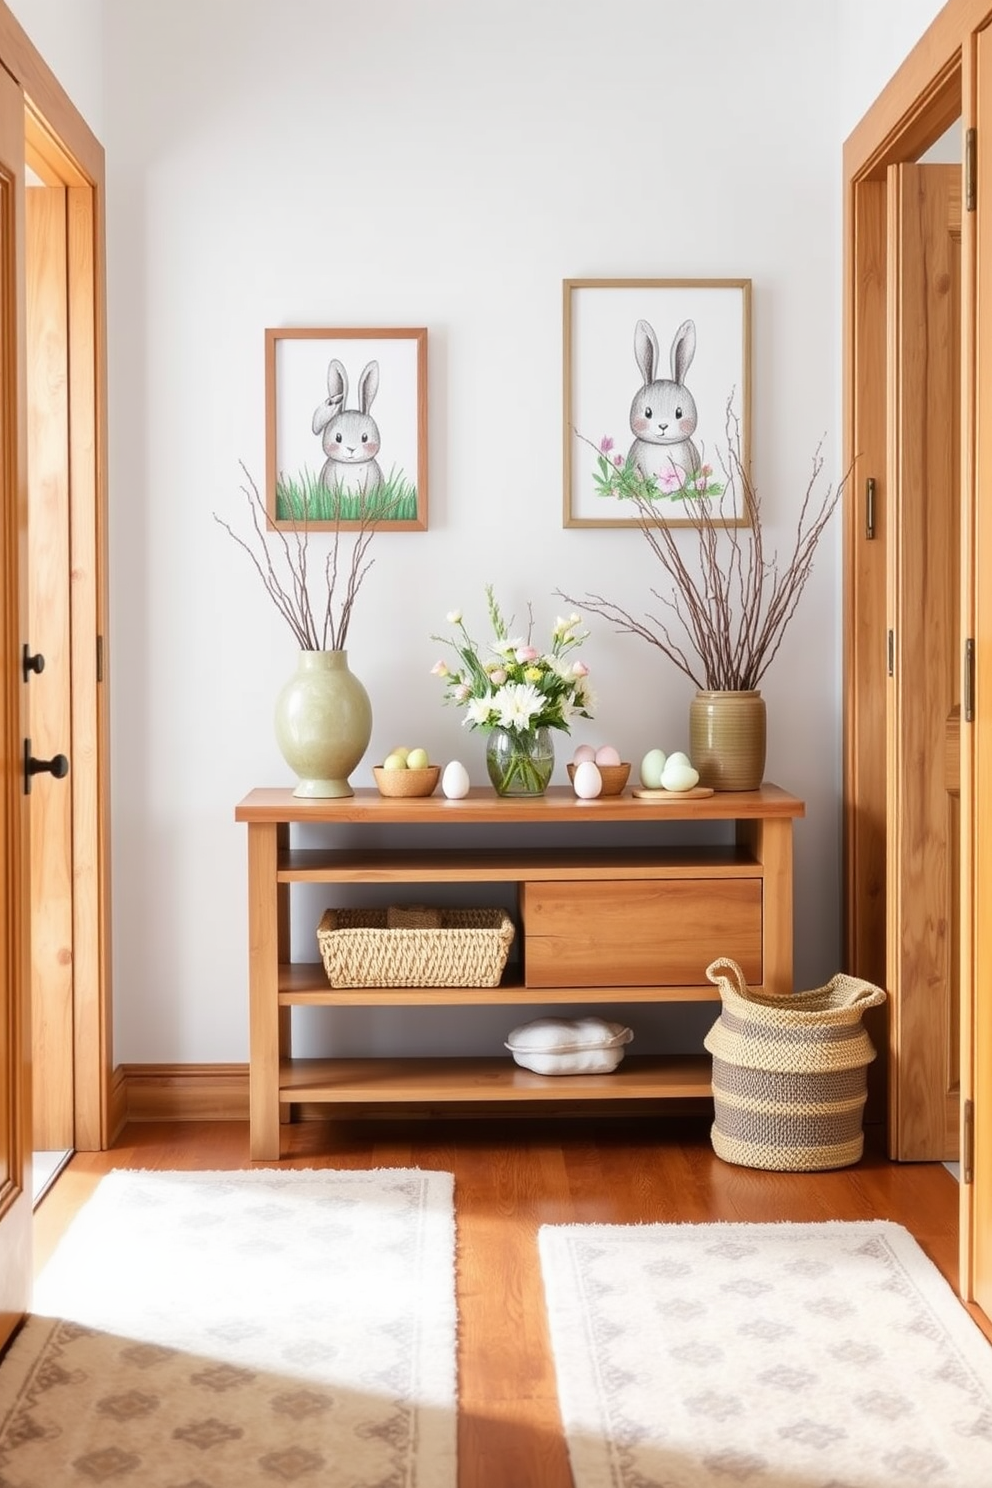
[{"x1": 703, "y1": 956, "x2": 887, "y2": 1172}]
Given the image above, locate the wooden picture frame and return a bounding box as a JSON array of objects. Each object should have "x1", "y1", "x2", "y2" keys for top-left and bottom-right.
[
  {"x1": 265, "y1": 326, "x2": 428, "y2": 530},
  {"x1": 563, "y1": 278, "x2": 751, "y2": 528}
]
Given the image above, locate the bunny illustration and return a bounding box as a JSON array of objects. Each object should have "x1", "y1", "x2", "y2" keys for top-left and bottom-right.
[
  {"x1": 312, "y1": 358, "x2": 384, "y2": 494},
  {"x1": 627, "y1": 318, "x2": 702, "y2": 488}
]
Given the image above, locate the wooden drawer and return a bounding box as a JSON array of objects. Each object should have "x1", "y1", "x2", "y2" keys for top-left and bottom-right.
[{"x1": 520, "y1": 878, "x2": 762, "y2": 988}]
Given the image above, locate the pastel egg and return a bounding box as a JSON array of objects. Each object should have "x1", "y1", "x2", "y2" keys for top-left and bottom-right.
[
  {"x1": 595, "y1": 744, "x2": 621, "y2": 766},
  {"x1": 660, "y1": 758, "x2": 699, "y2": 792},
  {"x1": 665, "y1": 751, "x2": 691, "y2": 768},
  {"x1": 572, "y1": 743, "x2": 597, "y2": 765},
  {"x1": 441, "y1": 760, "x2": 470, "y2": 799},
  {"x1": 639, "y1": 748, "x2": 667, "y2": 789},
  {"x1": 572, "y1": 760, "x2": 603, "y2": 799}
]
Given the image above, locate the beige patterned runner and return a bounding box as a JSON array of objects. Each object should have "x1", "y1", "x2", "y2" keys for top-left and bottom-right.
[
  {"x1": 540, "y1": 1218, "x2": 992, "y2": 1488},
  {"x1": 0, "y1": 1167, "x2": 456, "y2": 1487}
]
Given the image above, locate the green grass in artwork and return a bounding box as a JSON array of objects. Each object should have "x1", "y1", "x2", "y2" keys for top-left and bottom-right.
[{"x1": 276, "y1": 466, "x2": 418, "y2": 523}]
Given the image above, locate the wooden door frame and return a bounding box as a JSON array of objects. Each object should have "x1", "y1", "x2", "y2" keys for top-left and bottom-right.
[
  {"x1": 0, "y1": 2, "x2": 111, "y2": 1152},
  {"x1": 0, "y1": 41, "x2": 31, "y2": 1354},
  {"x1": 843, "y1": 0, "x2": 987, "y2": 1306}
]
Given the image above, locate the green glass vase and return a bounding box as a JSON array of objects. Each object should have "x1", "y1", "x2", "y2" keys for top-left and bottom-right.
[{"x1": 485, "y1": 726, "x2": 554, "y2": 797}]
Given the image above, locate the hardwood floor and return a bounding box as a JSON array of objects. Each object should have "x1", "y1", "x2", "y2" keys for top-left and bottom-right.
[{"x1": 32, "y1": 1113, "x2": 965, "y2": 1488}]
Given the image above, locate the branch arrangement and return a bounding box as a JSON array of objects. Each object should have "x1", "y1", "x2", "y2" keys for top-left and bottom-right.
[
  {"x1": 559, "y1": 407, "x2": 847, "y2": 692},
  {"x1": 214, "y1": 465, "x2": 391, "y2": 651}
]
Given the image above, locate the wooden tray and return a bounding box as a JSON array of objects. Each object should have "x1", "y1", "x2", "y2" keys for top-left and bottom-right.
[{"x1": 631, "y1": 786, "x2": 715, "y2": 801}]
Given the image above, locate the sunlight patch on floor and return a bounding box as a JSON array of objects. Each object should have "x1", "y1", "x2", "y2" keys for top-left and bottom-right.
[{"x1": 32, "y1": 1150, "x2": 71, "y2": 1206}]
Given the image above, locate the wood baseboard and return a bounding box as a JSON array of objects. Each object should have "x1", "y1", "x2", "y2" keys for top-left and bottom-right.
[
  {"x1": 115, "y1": 1063, "x2": 250, "y2": 1123},
  {"x1": 108, "y1": 1064, "x2": 128, "y2": 1143}
]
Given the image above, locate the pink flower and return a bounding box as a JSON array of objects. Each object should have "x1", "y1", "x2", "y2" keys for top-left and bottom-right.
[
  {"x1": 515, "y1": 646, "x2": 539, "y2": 664},
  {"x1": 600, "y1": 436, "x2": 615, "y2": 453},
  {"x1": 572, "y1": 661, "x2": 589, "y2": 678},
  {"x1": 431, "y1": 659, "x2": 450, "y2": 677}
]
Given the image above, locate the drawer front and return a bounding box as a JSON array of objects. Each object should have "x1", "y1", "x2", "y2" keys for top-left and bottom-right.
[{"x1": 521, "y1": 878, "x2": 762, "y2": 988}]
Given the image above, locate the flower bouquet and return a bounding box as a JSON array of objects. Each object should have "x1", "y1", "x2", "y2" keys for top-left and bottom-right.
[{"x1": 431, "y1": 586, "x2": 594, "y2": 795}]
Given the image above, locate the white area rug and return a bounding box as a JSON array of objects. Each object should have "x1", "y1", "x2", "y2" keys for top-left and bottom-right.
[
  {"x1": 0, "y1": 1167, "x2": 456, "y2": 1487},
  {"x1": 540, "y1": 1219, "x2": 992, "y2": 1488}
]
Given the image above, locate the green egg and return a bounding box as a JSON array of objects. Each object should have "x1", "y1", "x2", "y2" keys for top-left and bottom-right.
[{"x1": 639, "y1": 748, "x2": 667, "y2": 789}]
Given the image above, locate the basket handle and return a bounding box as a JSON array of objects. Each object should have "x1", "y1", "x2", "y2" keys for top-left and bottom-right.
[{"x1": 705, "y1": 956, "x2": 749, "y2": 998}]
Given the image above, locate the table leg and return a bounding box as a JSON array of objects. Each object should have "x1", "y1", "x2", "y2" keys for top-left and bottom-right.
[
  {"x1": 739, "y1": 815, "x2": 794, "y2": 997},
  {"x1": 247, "y1": 821, "x2": 281, "y2": 1160}
]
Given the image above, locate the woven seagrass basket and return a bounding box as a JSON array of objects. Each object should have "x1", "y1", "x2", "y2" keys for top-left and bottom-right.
[
  {"x1": 316, "y1": 905, "x2": 515, "y2": 988},
  {"x1": 703, "y1": 956, "x2": 887, "y2": 1172}
]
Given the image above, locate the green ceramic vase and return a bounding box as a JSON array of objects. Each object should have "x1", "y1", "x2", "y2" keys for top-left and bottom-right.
[{"x1": 274, "y1": 650, "x2": 372, "y2": 798}]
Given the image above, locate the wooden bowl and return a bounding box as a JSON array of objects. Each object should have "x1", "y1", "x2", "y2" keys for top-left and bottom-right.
[
  {"x1": 373, "y1": 764, "x2": 441, "y2": 798},
  {"x1": 567, "y1": 761, "x2": 631, "y2": 796}
]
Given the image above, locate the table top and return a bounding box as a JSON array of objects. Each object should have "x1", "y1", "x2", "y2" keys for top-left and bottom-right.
[{"x1": 235, "y1": 783, "x2": 805, "y2": 825}]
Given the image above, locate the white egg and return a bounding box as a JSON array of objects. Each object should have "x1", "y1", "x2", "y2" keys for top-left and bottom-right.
[
  {"x1": 572, "y1": 760, "x2": 603, "y2": 799},
  {"x1": 441, "y1": 760, "x2": 470, "y2": 799},
  {"x1": 595, "y1": 744, "x2": 621, "y2": 766},
  {"x1": 640, "y1": 748, "x2": 667, "y2": 788},
  {"x1": 572, "y1": 743, "x2": 597, "y2": 764},
  {"x1": 660, "y1": 758, "x2": 700, "y2": 792},
  {"x1": 665, "y1": 751, "x2": 691, "y2": 768}
]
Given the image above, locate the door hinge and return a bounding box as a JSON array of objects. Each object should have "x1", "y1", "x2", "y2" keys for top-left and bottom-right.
[
  {"x1": 966, "y1": 127, "x2": 977, "y2": 211},
  {"x1": 963, "y1": 1098, "x2": 975, "y2": 1184},
  {"x1": 887, "y1": 629, "x2": 894, "y2": 676},
  {"x1": 965, "y1": 638, "x2": 975, "y2": 722},
  {"x1": 96, "y1": 633, "x2": 104, "y2": 683},
  {"x1": 865, "y1": 477, "x2": 876, "y2": 540}
]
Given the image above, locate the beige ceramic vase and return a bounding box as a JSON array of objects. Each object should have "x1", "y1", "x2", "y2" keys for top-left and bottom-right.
[
  {"x1": 274, "y1": 649, "x2": 372, "y2": 798},
  {"x1": 689, "y1": 689, "x2": 766, "y2": 791}
]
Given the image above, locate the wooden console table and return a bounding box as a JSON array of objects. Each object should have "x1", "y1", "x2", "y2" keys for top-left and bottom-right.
[{"x1": 236, "y1": 784, "x2": 805, "y2": 1160}]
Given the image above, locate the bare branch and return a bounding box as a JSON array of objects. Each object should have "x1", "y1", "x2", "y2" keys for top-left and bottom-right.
[
  {"x1": 562, "y1": 404, "x2": 849, "y2": 692},
  {"x1": 214, "y1": 468, "x2": 391, "y2": 653}
]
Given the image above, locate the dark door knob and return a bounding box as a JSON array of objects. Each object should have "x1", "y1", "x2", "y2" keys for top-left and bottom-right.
[
  {"x1": 23, "y1": 739, "x2": 69, "y2": 794},
  {"x1": 22, "y1": 645, "x2": 45, "y2": 681}
]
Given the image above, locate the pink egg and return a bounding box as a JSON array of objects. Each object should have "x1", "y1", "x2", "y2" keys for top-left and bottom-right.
[
  {"x1": 573, "y1": 743, "x2": 597, "y2": 765},
  {"x1": 595, "y1": 744, "x2": 621, "y2": 766}
]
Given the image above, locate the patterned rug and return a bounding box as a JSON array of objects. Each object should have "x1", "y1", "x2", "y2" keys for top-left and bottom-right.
[
  {"x1": 0, "y1": 1167, "x2": 456, "y2": 1487},
  {"x1": 540, "y1": 1219, "x2": 992, "y2": 1488}
]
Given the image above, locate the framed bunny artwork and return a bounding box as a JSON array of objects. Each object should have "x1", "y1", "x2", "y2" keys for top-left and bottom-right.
[
  {"x1": 562, "y1": 279, "x2": 751, "y2": 528},
  {"x1": 265, "y1": 326, "x2": 428, "y2": 531}
]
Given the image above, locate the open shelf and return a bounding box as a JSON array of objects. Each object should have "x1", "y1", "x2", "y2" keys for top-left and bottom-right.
[
  {"x1": 277, "y1": 1054, "x2": 715, "y2": 1103},
  {"x1": 277, "y1": 962, "x2": 723, "y2": 1005},
  {"x1": 277, "y1": 845, "x2": 758, "y2": 883}
]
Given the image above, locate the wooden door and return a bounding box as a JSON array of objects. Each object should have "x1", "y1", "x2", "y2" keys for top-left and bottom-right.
[
  {"x1": 966, "y1": 20, "x2": 992, "y2": 1321},
  {"x1": 21, "y1": 81, "x2": 111, "y2": 1158},
  {"x1": 0, "y1": 60, "x2": 31, "y2": 1354},
  {"x1": 886, "y1": 162, "x2": 961, "y2": 1161},
  {"x1": 26, "y1": 185, "x2": 73, "y2": 1150}
]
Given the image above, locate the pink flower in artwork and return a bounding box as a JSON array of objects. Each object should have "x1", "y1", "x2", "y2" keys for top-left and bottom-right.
[{"x1": 600, "y1": 436, "x2": 615, "y2": 453}]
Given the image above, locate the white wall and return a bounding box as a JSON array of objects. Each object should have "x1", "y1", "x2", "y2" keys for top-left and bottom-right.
[
  {"x1": 4, "y1": 0, "x2": 104, "y2": 137},
  {"x1": 9, "y1": 0, "x2": 948, "y2": 1065},
  {"x1": 840, "y1": 0, "x2": 948, "y2": 138}
]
